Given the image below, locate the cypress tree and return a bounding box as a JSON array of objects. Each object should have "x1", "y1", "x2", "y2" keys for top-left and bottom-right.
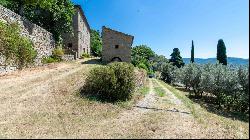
[
  {"x1": 170, "y1": 48, "x2": 185, "y2": 68},
  {"x1": 191, "y1": 40, "x2": 194, "y2": 63},
  {"x1": 217, "y1": 39, "x2": 227, "y2": 65}
]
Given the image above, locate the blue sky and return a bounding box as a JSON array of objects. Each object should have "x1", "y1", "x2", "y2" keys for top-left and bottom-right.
[{"x1": 72, "y1": 0, "x2": 249, "y2": 59}]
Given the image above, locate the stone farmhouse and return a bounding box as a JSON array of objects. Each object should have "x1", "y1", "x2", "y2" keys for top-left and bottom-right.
[
  {"x1": 63, "y1": 5, "x2": 91, "y2": 59},
  {"x1": 102, "y1": 26, "x2": 134, "y2": 63}
]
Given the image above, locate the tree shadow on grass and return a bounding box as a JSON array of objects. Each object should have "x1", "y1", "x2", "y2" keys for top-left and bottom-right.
[
  {"x1": 187, "y1": 94, "x2": 249, "y2": 123},
  {"x1": 175, "y1": 87, "x2": 190, "y2": 93},
  {"x1": 81, "y1": 58, "x2": 103, "y2": 65},
  {"x1": 172, "y1": 85, "x2": 249, "y2": 122},
  {"x1": 78, "y1": 86, "x2": 119, "y2": 104}
]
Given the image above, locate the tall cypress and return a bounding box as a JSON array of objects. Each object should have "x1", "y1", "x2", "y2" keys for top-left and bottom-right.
[
  {"x1": 217, "y1": 39, "x2": 227, "y2": 65},
  {"x1": 191, "y1": 40, "x2": 194, "y2": 63},
  {"x1": 170, "y1": 48, "x2": 185, "y2": 68}
]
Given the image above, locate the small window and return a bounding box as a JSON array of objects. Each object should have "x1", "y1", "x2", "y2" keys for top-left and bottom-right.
[
  {"x1": 115, "y1": 45, "x2": 119, "y2": 49},
  {"x1": 68, "y1": 43, "x2": 72, "y2": 48}
]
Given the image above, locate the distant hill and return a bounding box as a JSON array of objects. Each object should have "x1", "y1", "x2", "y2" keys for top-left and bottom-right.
[{"x1": 183, "y1": 57, "x2": 249, "y2": 65}]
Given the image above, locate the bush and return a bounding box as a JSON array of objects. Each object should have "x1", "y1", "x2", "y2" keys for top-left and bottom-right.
[
  {"x1": 137, "y1": 63, "x2": 149, "y2": 72},
  {"x1": 0, "y1": 21, "x2": 37, "y2": 69},
  {"x1": 42, "y1": 48, "x2": 64, "y2": 64},
  {"x1": 81, "y1": 53, "x2": 90, "y2": 59},
  {"x1": 83, "y1": 62, "x2": 135, "y2": 102},
  {"x1": 52, "y1": 48, "x2": 64, "y2": 61},
  {"x1": 42, "y1": 56, "x2": 59, "y2": 64},
  {"x1": 109, "y1": 62, "x2": 136, "y2": 100}
]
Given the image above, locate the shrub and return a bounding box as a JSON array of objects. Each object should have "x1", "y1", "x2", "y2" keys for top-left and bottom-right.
[
  {"x1": 81, "y1": 53, "x2": 90, "y2": 59},
  {"x1": 84, "y1": 66, "x2": 117, "y2": 101},
  {"x1": 0, "y1": 21, "x2": 37, "y2": 69},
  {"x1": 137, "y1": 62, "x2": 149, "y2": 72},
  {"x1": 42, "y1": 56, "x2": 59, "y2": 64},
  {"x1": 52, "y1": 48, "x2": 64, "y2": 61},
  {"x1": 42, "y1": 48, "x2": 64, "y2": 64},
  {"x1": 83, "y1": 62, "x2": 135, "y2": 102},
  {"x1": 109, "y1": 62, "x2": 136, "y2": 100}
]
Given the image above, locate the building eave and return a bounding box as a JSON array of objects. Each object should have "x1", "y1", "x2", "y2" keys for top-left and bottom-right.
[{"x1": 74, "y1": 5, "x2": 91, "y2": 32}]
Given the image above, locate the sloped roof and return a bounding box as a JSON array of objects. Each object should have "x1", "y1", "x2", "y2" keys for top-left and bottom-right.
[
  {"x1": 102, "y1": 26, "x2": 134, "y2": 39},
  {"x1": 74, "y1": 5, "x2": 91, "y2": 32},
  {"x1": 102, "y1": 26, "x2": 134, "y2": 48}
]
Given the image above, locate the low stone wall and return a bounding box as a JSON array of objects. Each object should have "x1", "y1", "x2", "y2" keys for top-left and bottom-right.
[
  {"x1": 0, "y1": 65, "x2": 17, "y2": 75},
  {"x1": 0, "y1": 5, "x2": 55, "y2": 73},
  {"x1": 134, "y1": 68, "x2": 147, "y2": 88},
  {"x1": 62, "y1": 55, "x2": 75, "y2": 61}
]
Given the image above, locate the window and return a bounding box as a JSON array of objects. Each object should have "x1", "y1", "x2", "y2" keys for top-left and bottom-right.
[
  {"x1": 68, "y1": 43, "x2": 72, "y2": 48},
  {"x1": 115, "y1": 45, "x2": 119, "y2": 49}
]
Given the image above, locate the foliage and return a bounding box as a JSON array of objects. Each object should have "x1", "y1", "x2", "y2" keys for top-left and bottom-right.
[
  {"x1": 160, "y1": 62, "x2": 177, "y2": 84},
  {"x1": 83, "y1": 62, "x2": 135, "y2": 102},
  {"x1": 178, "y1": 63, "x2": 202, "y2": 96},
  {"x1": 81, "y1": 52, "x2": 90, "y2": 59},
  {"x1": 131, "y1": 45, "x2": 155, "y2": 72},
  {"x1": 42, "y1": 56, "x2": 59, "y2": 63},
  {"x1": 170, "y1": 48, "x2": 185, "y2": 68},
  {"x1": 0, "y1": 21, "x2": 37, "y2": 69},
  {"x1": 137, "y1": 63, "x2": 149, "y2": 72},
  {"x1": 151, "y1": 55, "x2": 169, "y2": 72},
  {"x1": 42, "y1": 48, "x2": 64, "y2": 64},
  {"x1": 1, "y1": 0, "x2": 75, "y2": 43},
  {"x1": 191, "y1": 40, "x2": 194, "y2": 63},
  {"x1": 168, "y1": 62, "x2": 249, "y2": 113},
  {"x1": 217, "y1": 39, "x2": 227, "y2": 65},
  {"x1": 109, "y1": 62, "x2": 136, "y2": 101},
  {"x1": 52, "y1": 47, "x2": 64, "y2": 60},
  {"x1": 90, "y1": 29, "x2": 102, "y2": 57}
]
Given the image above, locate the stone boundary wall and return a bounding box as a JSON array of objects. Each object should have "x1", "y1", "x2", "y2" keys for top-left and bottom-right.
[
  {"x1": 0, "y1": 5, "x2": 55, "y2": 73},
  {"x1": 134, "y1": 68, "x2": 147, "y2": 88},
  {"x1": 62, "y1": 55, "x2": 75, "y2": 61},
  {"x1": 0, "y1": 65, "x2": 17, "y2": 75}
]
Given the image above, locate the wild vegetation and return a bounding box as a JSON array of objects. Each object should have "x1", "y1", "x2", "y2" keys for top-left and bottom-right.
[
  {"x1": 0, "y1": 21, "x2": 37, "y2": 69},
  {"x1": 42, "y1": 48, "x2": 64, "y2": 64},
  {"x1": 158, "y1": 62, "x2": 249, "y2": 115},
  {"x1": 82, "y1": 62, "x2": 136, "y2": 102},
  {"x1": 0, "y1": 0, "x2": 75, "y2": 43},
  {"x1": 90, "y1": 29, "x2": 102, "y2": 57}
]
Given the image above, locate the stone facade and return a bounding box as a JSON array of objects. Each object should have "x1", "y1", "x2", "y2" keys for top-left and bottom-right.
[
  {"x1": 102, "y1": 26, "x2": 134, "y2": 63},
  {"x1": 62, "y1": 55, "x2": 75, "y2": 61},
  {"x1": 62, "y1": 5, "x2": 90, "y2": 59},
  {"x1": 0, "y1": 5, "x2": 55, "y2": 66}
]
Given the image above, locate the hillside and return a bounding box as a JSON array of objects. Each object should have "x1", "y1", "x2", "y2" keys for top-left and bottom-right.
[
  {"x1": 183, "y1": 57, "x2": 249, "y2": 65},
  {"x1": 0, "y1": 58, "x2": 248, "y2": 138}
]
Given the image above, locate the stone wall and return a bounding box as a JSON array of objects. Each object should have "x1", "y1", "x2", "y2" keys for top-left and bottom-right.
[
  {"x1": 0, "y1": 5, "x2": 55, "y2": 68},
  {"x1": 102, "y1": 26, "x2": 134, "y2": 63},
  {"x1": 134, "y1": 68, "x2": 147, "y2": 88},
  {"x1": 0, "y1": 65, "x2": 17, "y2": 75},
  {"x1": 62, "y1": 55, "x2": 75, "y2": 61}
]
